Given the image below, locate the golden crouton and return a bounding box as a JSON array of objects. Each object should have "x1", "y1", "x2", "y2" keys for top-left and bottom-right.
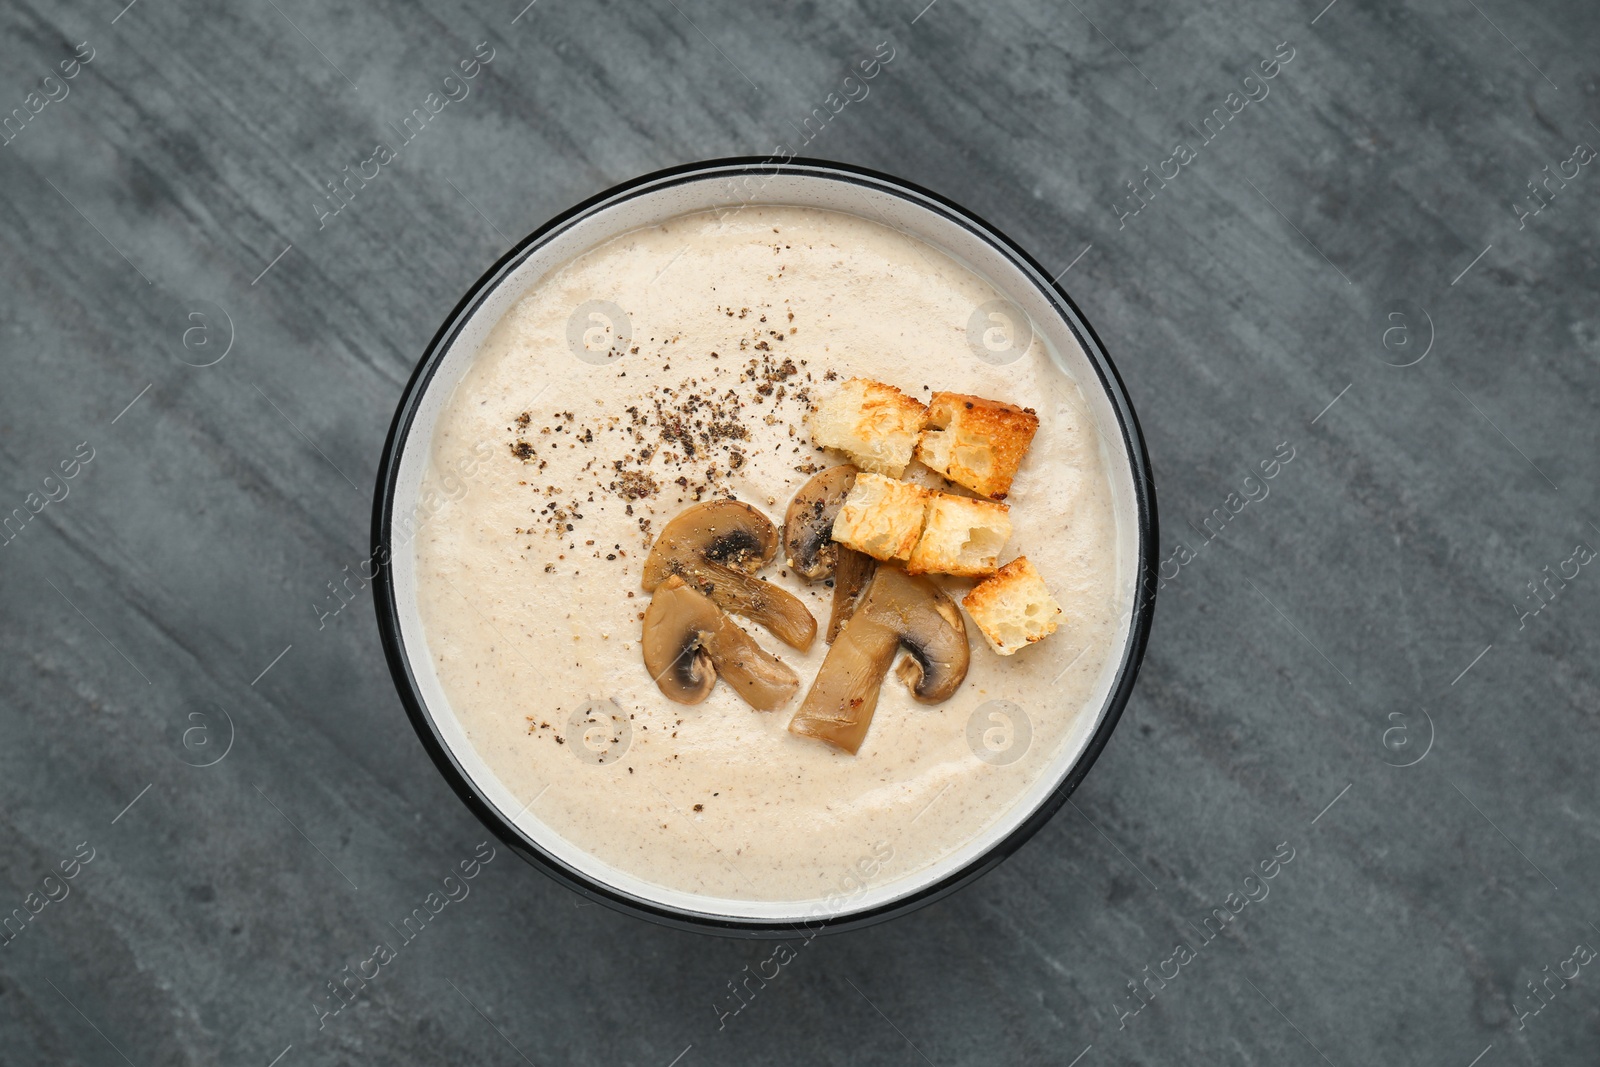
[
  {"x1": 830, "y1": 472, "x2": 929, "y2": 561},
  {"x1": 962, "y1": 556, "x2": 1061, "y2": 655},
  {"x1": 906, "y1": 493, "x2": 1012, "y2": 577},
  {"x1": 914, "y1": 392, "x2": 1040, "y2": 499},
  {"x1": 809, "y1": 378, "x2": 928, "y2": 477}
]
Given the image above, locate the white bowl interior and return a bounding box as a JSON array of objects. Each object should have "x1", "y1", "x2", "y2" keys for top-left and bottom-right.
[{"x1": 388, "y1": 170, "x2": 1143, "y2": 923}]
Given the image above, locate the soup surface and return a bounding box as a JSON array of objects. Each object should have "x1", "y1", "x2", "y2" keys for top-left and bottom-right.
[{"x1": 412, "y1": 205, "x2": 1124, "y2": 905}]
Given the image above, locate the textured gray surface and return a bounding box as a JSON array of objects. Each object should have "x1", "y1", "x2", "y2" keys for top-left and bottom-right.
[{"x1": 1, "y1": 0, "x2": 1597, "y2": 1063}]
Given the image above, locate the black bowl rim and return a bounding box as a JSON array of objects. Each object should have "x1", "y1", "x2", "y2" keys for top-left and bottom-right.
[{"x1": 370, "y1": 156, "x2": 1158, "y2": 938}]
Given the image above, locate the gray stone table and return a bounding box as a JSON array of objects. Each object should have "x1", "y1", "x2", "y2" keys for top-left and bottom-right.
[{"x1": 1, "y1": 0, "x2": 1597, "y2": 1063}]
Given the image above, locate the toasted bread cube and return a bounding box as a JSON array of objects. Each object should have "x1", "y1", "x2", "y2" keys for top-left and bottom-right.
[
  {"x1": 809, "y1": 378, "x2": 928, "y2": 477},
  {"x1": 962, "y1": 556, "x2": 1061, "y2": 655},
  {"x1": 906, "y1": 493, "x2": 1012, "y2": 577},
  {"x1": 830, "y1": 472, "x2": 929, "y2": 561},
  {"x1": 914, "y1": 392, "x2": 1040, "y2": 499}
]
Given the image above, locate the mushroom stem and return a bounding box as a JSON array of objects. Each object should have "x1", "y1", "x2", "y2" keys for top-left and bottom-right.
[
  {"x1": 682, "y1": 559, "x2": 817, "y2": 651},
  {"x1": 826, "y1": 546, "x2": 876, "y2": 645},
  {"x1": 698, "y1": 612, "x2": 801, "y2": 710},
  {"x1": 787, "y1": 615, "x2": 899, "y2": 754}
]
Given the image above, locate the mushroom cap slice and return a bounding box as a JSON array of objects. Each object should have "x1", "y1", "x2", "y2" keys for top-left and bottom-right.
[
  {"x1": 647, "y1": 500, "x2": 779, "y2": 578},
  {"x1": 641, "y1": 576, "x2": 800, "y2": 710},
  {"x1": 642, "y1": 578, "x2": 718, "y2": 705},
  {"x1": 642, "y1": 501, "x2": 817, "y2": 651},
  {"x1": 890, "y1": 583, "x2": 970, "y2": 703},
  {"x1": 784, "y1": 466, "x2": 873, "y2": 646},
  {"x1": 788, "y1": 565, "x2": 970, "y2": 753},
  {"x1": 783, "y1": 465, "x2": 859, "y2": 580}
]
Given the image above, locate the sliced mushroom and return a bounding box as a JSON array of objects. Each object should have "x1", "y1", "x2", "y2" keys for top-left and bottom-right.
[
  {"x1": 781, "y1": 465, "x2": 876, "y2": 644},
  {"x1": 788, "y1": 565, "x2": 970, "y2": 754},
  {"x1": 826, "y1": 546, "x2": 876, "y2": 644},
  {"x1": 641, "y1": 576, "x2": 800, "y2": 710},
  {"x1": 643, "y1": 501, "x2": 817, "y2": 651},
  {"x1": 783, "y1": 465, "x2": 859, "y2": 579}
]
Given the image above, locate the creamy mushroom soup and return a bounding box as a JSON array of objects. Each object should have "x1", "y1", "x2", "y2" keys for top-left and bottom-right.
[{"x1": 412, "y1": 205, "x2": 1125, "y2": 905}]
